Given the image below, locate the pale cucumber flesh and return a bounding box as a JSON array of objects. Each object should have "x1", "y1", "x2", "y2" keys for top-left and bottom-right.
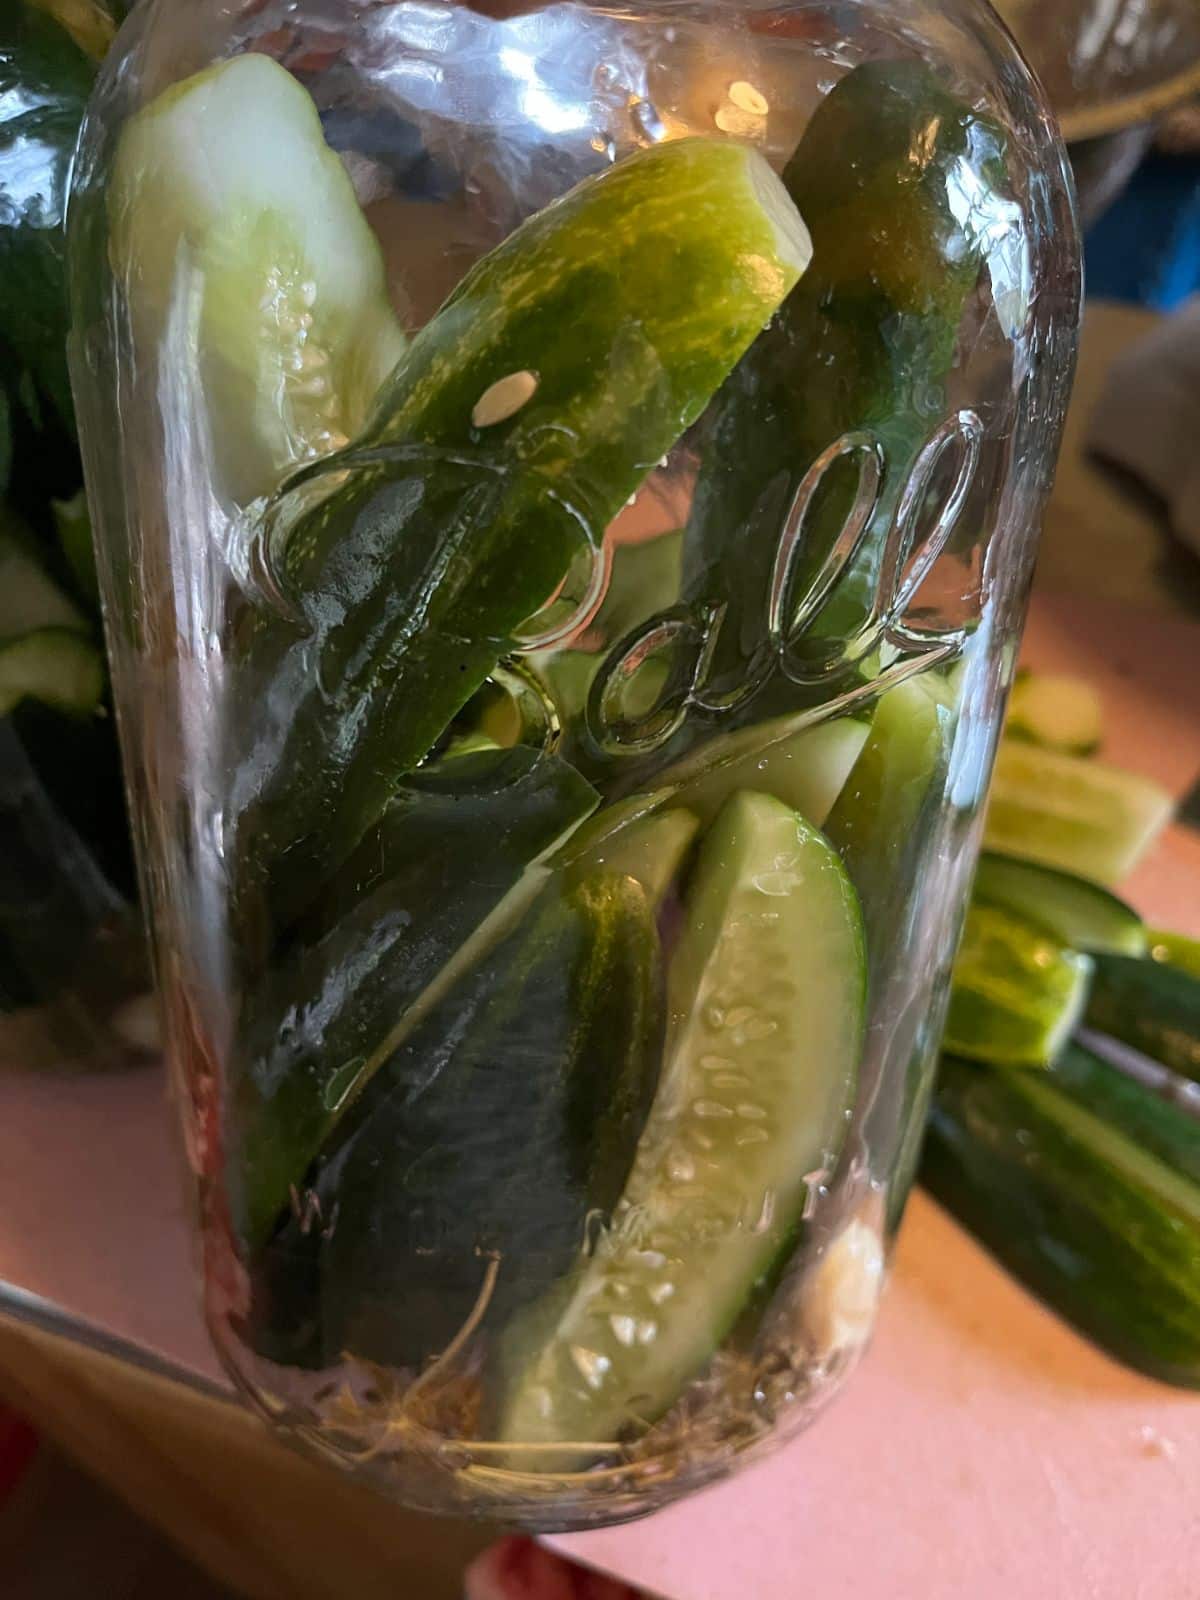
[
  {"x1": 1006, "y1": 672, "x2": 1103, "y2": 755},
  {"x1": 111, "y1": 53, "x2": 405, "y2": 502},
  {"x1": 983, "y1": 742, "x2": 1172, "y2": 886},
  {"x1": 0, "y1": 628, "x2": 104, "y2": 717},
  {"x1": 501, "y1": 789, "x2": 865, "y2": 1454}
]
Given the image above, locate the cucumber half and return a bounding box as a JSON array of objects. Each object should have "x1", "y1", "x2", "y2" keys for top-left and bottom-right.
[
  {"x1": 1084, "y1": 953, "x2": 1200, "y2": 1086},
  {"x1": 110, "y1": 53, "x2": 405, "y2": 502},
  {"x1": 983, "y1": 741, "x2": 1172, "y2": 886},
  {"x1": 971, "y1": 850, "x2": 1146, "y2": 956},
  {"x1": 944, "y1": 903, "x2": 1092, "y2": 1068},
  {"x1": 1006, "y1": 672, "x2": 1103, "y2": 755},
  {"x1": 500, "y1": 789, "x2": 865, "y2": 1456}
]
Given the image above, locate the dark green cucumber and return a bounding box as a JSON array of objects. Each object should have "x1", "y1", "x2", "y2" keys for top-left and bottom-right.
[
  {"x1": 229, "y1": 745, "x2": 599, "y2": 1248},
  {"x1": 944, "y1": 903, "x2": 1091, "y2": 1068},
  {"x1": 924, "y1": 1057, "x2": 1200, "y2": 1388},
  {"x1": 0, "y1": 4, "x2": 94, "y2": 431},
  {"x1": 972, "y1": 850, "x2": 1146, "y2": 956},
  {"x1": 1084, "y1": 954, "x2": 1200, "y2": 1086},
  {"x1": 501, "y1": 790, "x2": 865, "y2": 1455},
  {"x1": 683, "y1": 62, "x2": 1009, "y2": 693},
  {"x1": 249, "y1": 872, "x2": 662, "y2": 1370},
  {"x1": 230, "y1": 137, "x2": 809, "y2": 932},
  {"x1": 1050, "y1": 1043, "x2": 1200, "y2": 1187}
]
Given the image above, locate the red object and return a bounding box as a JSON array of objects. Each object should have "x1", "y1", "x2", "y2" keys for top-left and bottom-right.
[
  {"x1": 0, "y1": 1407, "x2": 38, "y2": 1506},
  {"x1": 466, "y1": 1536, "x2": 654, "y2": 1600}
]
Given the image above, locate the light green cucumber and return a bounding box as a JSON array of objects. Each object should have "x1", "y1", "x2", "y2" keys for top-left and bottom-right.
[
  {"x1": 501, "y1": 789, "x2": 865, "y2": 1455},
  {"x1": 1149, "y1": 929, "x2": 1200, "y2": 980},
  {"x1": 0, "y1": 627, "x2": 103, "y2": 717},
  {"x1": 823, "y1": 674, "x2": 951, "y2": 927},
  {"x1": 972, "y1": 850, "x2": 1146, "y2": 956},
  {"x1": 1006, "y1": 672, "x2": 1103, "y2": 755},
  {"x1": 0, "y1": 529, "x2": 87, "y2": 639},
  {"x1": 944, "y1": 902, "x2": 1092, "y2": 1068},
  {"x1": 663, "y1": 713, "x2": 868, "y2": 830},
  {"x1": 983, "y1": 742, "x2": 1172, "y2": 886},
  {"x1": 566, "y1": 807, "x2": 698, "y2": 908},
  {"x1": 110, "y1": 53, "x2": 405, "y2": 502}
]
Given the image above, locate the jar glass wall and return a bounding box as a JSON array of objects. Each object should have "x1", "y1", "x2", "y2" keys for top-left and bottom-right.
[{"x1": 68, "y1": 0, "x2": 1080, "y2": 1528}]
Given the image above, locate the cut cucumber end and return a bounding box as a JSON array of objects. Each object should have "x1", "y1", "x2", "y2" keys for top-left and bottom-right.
[
  {"x1": 984, "y1": 741, "x2": 1173, "y2": 886},
  {"x1": 500, "y1": 789, "x2": 865, "y2": 1458},
  {"x1": 1006, "y1": 672, "x2": 1103, "y2": 755},
  {"x1": 0, "y1": 627, "x2": 104, "y2": 718},
  {"x1": 944, "y1": 902, "x2": 1092, "y2": 1068}
]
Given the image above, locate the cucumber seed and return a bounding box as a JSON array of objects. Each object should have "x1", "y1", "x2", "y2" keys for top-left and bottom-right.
[{"x1": 472, "y1": 369, "x2": 539, "y2": 428}]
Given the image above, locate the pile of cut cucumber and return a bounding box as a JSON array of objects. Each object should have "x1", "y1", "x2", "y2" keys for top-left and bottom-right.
[{"x1": 929, "y1": 669, "x2": 1200, "y2": 1389}]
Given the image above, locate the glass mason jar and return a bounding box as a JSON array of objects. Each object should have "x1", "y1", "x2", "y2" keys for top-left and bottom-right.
[{"x1": 68, "y1": 0, "x2": 1080, "y2": 1527}]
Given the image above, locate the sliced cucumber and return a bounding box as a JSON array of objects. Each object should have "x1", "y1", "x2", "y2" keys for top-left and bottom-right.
[
  {"x1": 983, "y1": 742, "x2": 1172, "y2": 886},
  {"x1": 972, "y1": 850, "x2": 1146, "y2": 956},
  {"x1": 1149, "y1": 929, "x2": 1200, "y2": 980},
  {"x1": 111, "y1": 53, "x2": 405, "y2": 503},
  {"x1": 251, "y1": 871, "x2": 662, "y2": 1370},
  {"x1": 565, "y1": 807, "x2": 698, "y2": 908},
  {"x1": 501, "y1": 790, "x2": 865, "y2": 1455},
  {"x1": 944, "y1": 903, "x2": 1091, "y2": 1068},
  {"x1": 0, "y1": 530, "x2": 86, "y2": 640},
  {"x1": 0, "y1": 628, "x2": 103, "y2": 717},
  {"x1": 1006, "y1": 673, "x2": 1103, "y2": 755},
  {"x1": 823, "y1": 674, "x2": 951, "y2": 928},
  {"x1": 925, "y1": 1057, "x2": 1200, "y2": 1388},
  {"x1": 1084, "y1": 953, "x2": 1200, "y2": 1086},
  {"x1": 661, "y1": 714, "x2": 868, "y2": 831}
]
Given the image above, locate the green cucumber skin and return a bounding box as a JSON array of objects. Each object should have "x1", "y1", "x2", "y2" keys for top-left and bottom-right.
[
  {"x1": 0, "y1": 5, "x2": 93, "y2": 432},
  {"x1": 1050, "y1": 1044, "x2": 1200, "y2": 1189},
  {"x1": 925, "y1": 1058, "x2": 1200, "y2": 1388},
  {"x1": 230, "y1": 137, "x2": 804, "y2": 933},
  {"x1": 1150, "y1": 929, "x2": 1200, "y2": 981},
  {"x1": 501, "y1": 792, "x2": 866, "y2": 1452},
  {"x1": 972, "y1": 850, "x2": 1146, "y2": 956},
  {"x1": 943, "y1": 902, "x2": 1092, "y2": 1069},
  {"x1": 248, "y1": 872, "x2": 662, "y2": 1371},
  {"x1": 229, "y1": 746, "x2": 599, "y2": 1249},
  {"x1": 683, "y1": 62, "x2": 1008, "y2": 695},
  {"x1": 1084, "y1": 954, "x2": 1200, "y2": 1086}
]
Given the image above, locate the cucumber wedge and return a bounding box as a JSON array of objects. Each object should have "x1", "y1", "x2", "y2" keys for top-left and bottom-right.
[
  {"x1": 661, "y1": 714, "x2": 868, "y2": 831},
  {"x1": 230, "y1": 745, "x2": 599, "y2": 1248},
  {"x1": 983, "y1": 742, "x2": 1172, "y2": 886},
  {"x1": 1149, "y1": 929, "x2": 1200, "y2": 980},
  {"x1": 972, "y1": 850, "x2": 1146, "y2": 956},
  {"x1": 232, "y1": 136, "x2": 810, "y2": 929},
  {"x1": 0, "y1": 627, "x2": 103, "y2": 717},
  {"x1": 1006, "y1": 673, "x2": 1103, "y2": 755},
  {"x1": 823, "y1": 674, "x2": 951, "y2": 932},
  {"x1": 111, "y1": 53, "x2": 406, "y2": 502},
  {"x1": 925, "y1": 1057, "x2": 1200, "y2": 1388},
  {"x1": 944, "y1": 903, "x2": 1091, "y2": 1068},
  {"x1": 250, "y1": 872, "x2": 662, "y2": 1370},
  {"x1": 501, "y1": 790, "x2": 865, "y2": 1455},
  {"x1": 565, "y1": 807, "x2": 698, "y2": 908},
  {"x1": 1084, "y1": 953, "x2": 1200, "y2": 1086}
]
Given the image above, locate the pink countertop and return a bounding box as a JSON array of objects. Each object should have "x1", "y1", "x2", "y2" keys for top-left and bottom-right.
[{"x1": 0, "y1": 585, "x2": 1198, "y2": 1599}]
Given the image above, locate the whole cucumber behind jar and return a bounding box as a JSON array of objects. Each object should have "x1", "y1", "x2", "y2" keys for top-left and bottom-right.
[
  {"x1": 247, "y1": 872, "x2": 663, "y2": 1373},
  {"x1": 683, "y1": 61, "x2": 1013, "y2": 698},
  {"x1": 228, "y1": 136, "x2": 811, "y2": 937},
  {"x1": 925, "y1": 1056, "x2": 1200, "y2": 1388}
]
